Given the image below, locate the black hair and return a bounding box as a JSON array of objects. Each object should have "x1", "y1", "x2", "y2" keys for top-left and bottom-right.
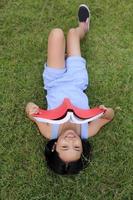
[{"x1": 44, "y1": 139, "x2": 92, "y2": 175}]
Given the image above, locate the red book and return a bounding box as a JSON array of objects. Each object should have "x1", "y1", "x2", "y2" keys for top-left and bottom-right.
[{"x1": 32, "y1": 98, "x2": 106, "y2": 124}]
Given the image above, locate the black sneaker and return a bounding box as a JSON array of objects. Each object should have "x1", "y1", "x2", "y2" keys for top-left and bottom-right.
[{"x1": 78, "y1": 4, "x2": 90, "y2": 31}]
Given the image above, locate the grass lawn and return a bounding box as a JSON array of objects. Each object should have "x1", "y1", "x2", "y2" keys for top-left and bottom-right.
[{"x1": 1, "y1": 0, "x2": 133, "y2": 199}]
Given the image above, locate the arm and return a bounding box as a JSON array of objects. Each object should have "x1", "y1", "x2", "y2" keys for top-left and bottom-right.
[
  {"x1": 88, "y1": 105, "x2": 114, "y2": 137},
  {"x1": 25, "y1": 102, "x2": 51, "y2": 139}
]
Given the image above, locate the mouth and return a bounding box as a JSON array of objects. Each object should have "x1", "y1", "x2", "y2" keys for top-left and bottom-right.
[
  {"x1": 64, "y1": 130, "x2": 78, "y2": 138},
  {"x1": 66, "y1": 133, "x2": 75, "y2": 138}
]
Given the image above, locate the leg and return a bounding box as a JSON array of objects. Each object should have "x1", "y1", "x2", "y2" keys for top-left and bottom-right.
[
  {"x1": 67, "y1": 4, "x2": 90, "y2": 56},
  {"x1": 47, "y1": 28, "x2": 65, "y2": 68},
  {"x1": 66, "y1": 25, "x2": 88, "y2": 57}
]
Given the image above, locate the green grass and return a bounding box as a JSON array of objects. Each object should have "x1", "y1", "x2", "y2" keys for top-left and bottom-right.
[{"x1": 1, "y1": 0, "x2": 133, "y2": 199}]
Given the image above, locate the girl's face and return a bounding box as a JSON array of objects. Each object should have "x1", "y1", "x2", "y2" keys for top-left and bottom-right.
[{"x1": 55, "y1": 130, "x2": 83, "y2": 162}]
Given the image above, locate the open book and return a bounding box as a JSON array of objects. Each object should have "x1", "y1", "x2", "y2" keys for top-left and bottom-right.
[{"x1": 32, "y1": 98, "x2": 106, "y2": 124}]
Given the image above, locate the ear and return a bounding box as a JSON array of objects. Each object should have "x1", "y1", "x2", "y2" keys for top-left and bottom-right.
[{"x1": 52, "y1": 142, "x2": 57, "y2": 152}]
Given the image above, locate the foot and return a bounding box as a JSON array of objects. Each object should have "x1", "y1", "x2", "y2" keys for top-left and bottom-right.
[{"x1": 78, "y1": 4, "x2": 91, "y2": 33}]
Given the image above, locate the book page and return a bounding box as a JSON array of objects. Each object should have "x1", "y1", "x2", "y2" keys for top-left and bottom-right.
[
  {"x1": 33, "y1": 112, "x2": 72, "y2": 124},
  {"x1": 70, "y1": 112, "x2": 104, "y2": 124}
]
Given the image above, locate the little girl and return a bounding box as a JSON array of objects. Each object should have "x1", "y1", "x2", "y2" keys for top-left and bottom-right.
[{"x1": 26, "y1": 4, "x2": 114, "y2": 175}]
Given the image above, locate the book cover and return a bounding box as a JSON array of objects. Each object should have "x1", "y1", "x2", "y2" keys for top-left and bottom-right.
[{"x1": 32, "y1": 98, "x2": 106, "y2": 124}]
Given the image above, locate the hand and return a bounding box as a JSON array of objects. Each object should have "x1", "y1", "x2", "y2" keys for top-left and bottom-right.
[
  {"x1": 89, "y1": 105, "x2": 114, "y2": 137},
  {"x1": 99, "y1": 105, "x2": 107, "y2": 110},
  {"x1": 25, "y1": 102, "x2": 39, "y2": 121},
  {"x1": 99, "y1": 105, "x2": 114, "y2": 121}
]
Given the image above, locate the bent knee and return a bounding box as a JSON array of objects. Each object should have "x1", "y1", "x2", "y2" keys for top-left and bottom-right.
[
  {"x1": 49, "y1": 28, "x2": 64, "y2": 41},
  {"x1": 67, "y1": 28, "x2": 76, "y2": 36}
]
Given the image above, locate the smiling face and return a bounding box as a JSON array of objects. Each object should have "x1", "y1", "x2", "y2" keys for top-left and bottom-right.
[{"x1": 55, "y1": 129, "x2": 83, "y2": 162}]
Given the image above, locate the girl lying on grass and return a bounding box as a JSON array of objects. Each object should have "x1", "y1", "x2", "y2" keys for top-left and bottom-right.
[{"x1": 26, "y1": 4, "x2": 114, "y2": 175}]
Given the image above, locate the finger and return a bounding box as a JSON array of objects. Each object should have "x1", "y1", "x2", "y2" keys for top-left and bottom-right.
[
  {"x1": 31, "y1": 107, "x2": 39, "y2": 114},
  {"x1": 99, "y1": 105, "x2": 105, "y2": 109}
]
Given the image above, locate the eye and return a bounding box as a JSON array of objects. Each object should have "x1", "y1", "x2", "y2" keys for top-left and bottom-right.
[
  {"x1": 74, "y1": 146, "x2": 81, "y2": 151},
  {"x1": 61, "y1": 145, "x2": 68, "y2": 150},
  {"x1": 62, "y1": 145, "x2": 67, "y2": 148},
  {"x1": 75, "y1": 146, "x2": 79, "y2": 148}
]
